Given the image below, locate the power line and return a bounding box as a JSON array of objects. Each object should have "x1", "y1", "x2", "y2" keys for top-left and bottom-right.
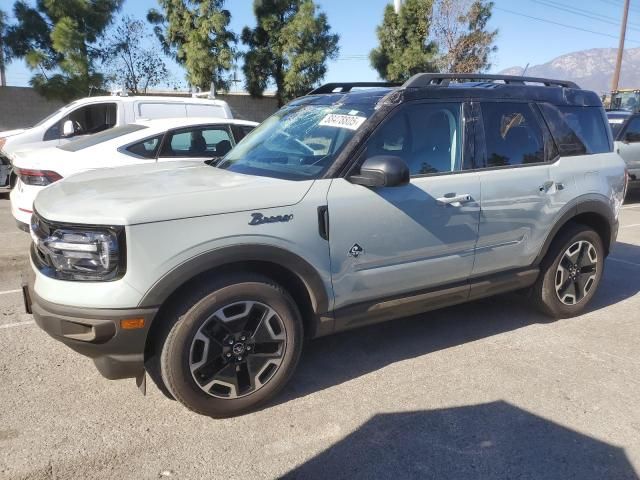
[
  {"x1": 531, "y1": 0, "x2": 640, "y2": 31},
  {"x1": 597, "y1": 0, "x2": 640, "y2": 13},
  {"x1": 495, "y1": 6, "x2": 640, "y2": 44}
]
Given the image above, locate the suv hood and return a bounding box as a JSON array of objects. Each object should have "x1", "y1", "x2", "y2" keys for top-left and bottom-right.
[{"x1": 34, "y1": 162, "x2": 314, "y2": 226}]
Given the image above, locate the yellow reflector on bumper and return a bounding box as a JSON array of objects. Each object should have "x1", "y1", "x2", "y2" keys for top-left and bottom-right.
[{"x1": 120, "y1": 318, "x2": 145, "y2": 330}]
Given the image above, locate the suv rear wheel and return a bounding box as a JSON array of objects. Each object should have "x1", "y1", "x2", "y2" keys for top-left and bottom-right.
[
  {"x1": 160, "y1": 274, "x2": 303, "y2": 418},
  {"x1": 531, "y1": 224, "x2": 604, "y2": 318}
]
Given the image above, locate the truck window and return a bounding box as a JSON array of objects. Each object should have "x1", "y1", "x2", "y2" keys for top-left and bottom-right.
[
  {"x1": 44, "y1": 103, "x2": 118, "y2": 140},
  {"x1": 538, "y1": 104, "x2": 611, "y2": 156}
]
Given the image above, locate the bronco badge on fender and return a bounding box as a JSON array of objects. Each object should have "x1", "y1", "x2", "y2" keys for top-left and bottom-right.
[{"x1": 249, "y1": 212, "x2": 294, "y2": 226}]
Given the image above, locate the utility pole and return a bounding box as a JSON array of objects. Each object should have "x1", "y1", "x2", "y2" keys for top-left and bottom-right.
[
  {"x1": 612, "y1": 0, "x2": 630, "y2": 92},
  {"x1": 394, "y1": 0, "x2": 403, "y2": 14}
]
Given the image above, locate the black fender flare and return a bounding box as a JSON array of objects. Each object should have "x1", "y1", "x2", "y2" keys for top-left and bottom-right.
[
  {"x1": 138, "y1": 244, "x2": 330, "y2": 315},
  {"x1": 534, "y1": 194, "x2": 616, "y2": 265}
]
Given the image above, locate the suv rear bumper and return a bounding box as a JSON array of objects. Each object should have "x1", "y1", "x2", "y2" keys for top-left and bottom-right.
[{"x1": 25, "y1": 274, "x2": 157, "y2": 380}]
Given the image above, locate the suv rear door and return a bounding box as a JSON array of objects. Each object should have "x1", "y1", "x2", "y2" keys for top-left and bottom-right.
[
  {"x1": 472, "y1": 101, "x2": 558, "y2": 276},
  {"x1": 326, "y1": 101, "x2": 481, "y2": 319}
]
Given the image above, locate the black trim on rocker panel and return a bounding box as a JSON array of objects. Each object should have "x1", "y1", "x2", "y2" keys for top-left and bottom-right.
[
  {"x1": 332, "y1": 267, "x2": 539, "y2": 333},
  {"x1": 138, "y1": 244, "x2": 331, "y2": 316}
]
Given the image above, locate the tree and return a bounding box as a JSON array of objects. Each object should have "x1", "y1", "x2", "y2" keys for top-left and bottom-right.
[
  {"x1": 4, "y1": 0, "x2": 123, "y2": 101},
  {"x1": 102, "y1": 17, "x2": 169, "y2": 94},
  {"x1": 370, "y1": 0, "x2": 438, "y2": 82},
  {"x1": 0, "y1": 9, "x2": 10, "y2": 86},
  {"x1": 433, "y1": 0, "x2": 497, "y2": 73},
  {"x1": 242, "y1": 0, "x2": 340, "y2": 107},
  {"x1": 148, "y1": 0, "x2": 236, "y2": 92}
]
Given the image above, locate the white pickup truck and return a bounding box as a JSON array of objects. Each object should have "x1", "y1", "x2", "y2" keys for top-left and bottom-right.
[{"x1": 0, "y1": 94, "x2": 234, "y2": 192}]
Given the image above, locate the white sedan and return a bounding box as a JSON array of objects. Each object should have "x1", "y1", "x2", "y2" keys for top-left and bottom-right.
[{"x1": 10, "y1": 117, "x2": 257, "y2": 229}]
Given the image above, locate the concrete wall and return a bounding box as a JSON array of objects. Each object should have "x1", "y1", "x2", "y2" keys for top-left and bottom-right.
[
  {"x1": 0, "y1": 87, "x2": 65, "y2": 131},
  {"x1": 0, "y1": 87, "x2": 279, "y2": 131}
]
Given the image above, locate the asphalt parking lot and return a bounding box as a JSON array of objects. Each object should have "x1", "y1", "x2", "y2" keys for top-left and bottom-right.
[{"x1": 1, "y1": 191, "x2": 639, "y2": 480}]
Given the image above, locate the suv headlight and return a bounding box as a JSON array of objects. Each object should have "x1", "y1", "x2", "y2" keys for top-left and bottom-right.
[{"x1": 31, "y1": 214, "x2": 126, "y2": 281}]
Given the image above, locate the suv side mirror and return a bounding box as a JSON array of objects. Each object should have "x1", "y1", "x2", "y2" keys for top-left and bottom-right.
[
  {"x1": 62, "y1": 120, "x2": 75, "y2": 138},
  {"x1": 349, "y1": 155, "x2": 410, "y2": 188}
]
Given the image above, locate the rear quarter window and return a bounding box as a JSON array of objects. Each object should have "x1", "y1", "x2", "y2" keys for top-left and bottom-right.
[{"x1": 539, "y1": 104, "x2": 611, "y2": 156}]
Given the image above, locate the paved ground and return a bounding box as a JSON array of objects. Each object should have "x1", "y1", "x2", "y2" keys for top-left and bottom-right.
[{"x1": 1, "y1": 190, "x2": 639, "y2": 480}]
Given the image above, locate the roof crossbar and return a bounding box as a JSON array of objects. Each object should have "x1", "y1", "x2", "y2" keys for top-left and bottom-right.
[
  {"x1": 403, "y1": 73, "x2": 579, "y2": 89},
  {"x1": 308, "y1": 82, "x2": 401, "y2": 95}
]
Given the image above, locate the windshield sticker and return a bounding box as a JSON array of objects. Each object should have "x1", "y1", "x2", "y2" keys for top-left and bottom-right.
[
  {"x1": 319, "y1": 114, "x2": 367, "y2": 131},
  {"x1": 609, "y1": 118, "x2": 625, "y2": 124}
]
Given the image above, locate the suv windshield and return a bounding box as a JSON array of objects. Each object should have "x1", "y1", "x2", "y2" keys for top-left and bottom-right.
[{"x1": 217, "y1": 103, "x2": 375, "y2": 180}]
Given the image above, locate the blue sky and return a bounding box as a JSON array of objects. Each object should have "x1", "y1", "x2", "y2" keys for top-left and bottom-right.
[{"x1": 2, "y1": 0, "x2": 640, "y2": 89}]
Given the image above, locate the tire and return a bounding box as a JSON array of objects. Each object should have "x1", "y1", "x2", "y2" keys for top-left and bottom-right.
[
  {"x1": 530, "y1": 223, "x2": 605, "y2": 318},
  {"x1": 160, "y1": 273, "x2": 303, "y2": 418}
]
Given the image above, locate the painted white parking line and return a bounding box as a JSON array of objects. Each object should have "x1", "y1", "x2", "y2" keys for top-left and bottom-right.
[
  {"x1": 621, "y1": 204, "x2": 640, "y2": 210},
  {"x1": 0, "y1": 289, "x2": 21, "y2": 296},
  {"x1": 608, "y1": 257, "x2": 640, "y2": 268},
  {"x1": 621, "y1": 223, "x2": 640, "y2": 229},
  {"x1": 0, "y1": 321, "x2": 34, "y2": 329}
]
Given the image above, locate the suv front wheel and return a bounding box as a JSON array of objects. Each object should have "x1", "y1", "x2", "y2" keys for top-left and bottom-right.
[
  {"x1": 160, "y1": 274, "x2": 303, "y2": 418},
  {"x1": 531, "y1": 224, "x2": 605, "y2": 318}
]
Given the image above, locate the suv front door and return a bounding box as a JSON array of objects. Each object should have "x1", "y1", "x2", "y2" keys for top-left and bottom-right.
[{"x1": 326, "y1": 101, "x2": 480, "y2": 326}]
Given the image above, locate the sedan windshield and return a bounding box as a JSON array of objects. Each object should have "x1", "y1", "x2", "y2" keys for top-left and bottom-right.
[{"x1": 217, "y1": 103, "x2": 374, "y2": 180}]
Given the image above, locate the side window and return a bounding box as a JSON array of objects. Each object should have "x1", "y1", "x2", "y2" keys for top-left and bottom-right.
[
  {"x1": 44, "y1": 103, "x2": 117, "y2": 140},
  {"x1": 363, "y1": 102, "x2": 462, "y2": 176},
  {"x1": 160, "y1": 126, "x2": 233, "y2": 158},
  {"x1": 232, "y1": 125, "x2": 255, "y2": 143},
  {"x1": 538, "y1": 104, "x2": 611, "y2": 155},
  {"x1": 621, "y1": 116, "x2": 640, "y2": 143},
  {"x1": 124, "y1": 134, "x2": 164, "y2": 159},
  {"x1": 185, "y1": 104, "x2": 226, "y2": 118},
  {"x1": 481, "y1": 103, "x2": 545, "y2": 167},
  {"x1": 138, "y1": 103, "x2": 187, "y2": 119}
]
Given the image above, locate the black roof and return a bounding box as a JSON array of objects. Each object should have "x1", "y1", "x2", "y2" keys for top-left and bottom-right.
[{"x1": 304, "y1": 74, "x2": 603, "y2": 108}]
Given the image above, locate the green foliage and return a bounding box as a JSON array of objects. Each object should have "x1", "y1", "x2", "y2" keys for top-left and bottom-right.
[
  {"x1": 4, "y1": 0, "x2": 123, "y2": 101},
  {"x1": 148, "y1": 0, "x2": 236, "y2": 91},
  {"x1": 434, "y1": 0, "x2": 497, "y2": 73},
  {"x1": 102, "y1": 16, "x2": 170, "y2": 93},
  {"x1": 242, "y1": 0, "x2": 340, "y2": 106},
  {"x1": 370, "y1": 0, "x2": 438, "y2": 83},
  {"x1": 370, "y1": 0, "x2": 497, "y2": 81}
]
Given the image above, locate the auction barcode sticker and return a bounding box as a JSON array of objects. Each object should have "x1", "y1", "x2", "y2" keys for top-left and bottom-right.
[{"x1": 319, "y1": 114, "x2": 367, "y2": 130}]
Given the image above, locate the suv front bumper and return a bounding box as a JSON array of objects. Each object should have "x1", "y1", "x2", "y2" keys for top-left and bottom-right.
[{"x1": 25, "y1": 273, "x2": 158, "y2": 380}]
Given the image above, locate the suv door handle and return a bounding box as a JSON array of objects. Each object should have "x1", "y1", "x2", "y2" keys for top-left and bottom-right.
[{"x1": 436, "y1": 194, "x2": 472, "y2": 206}]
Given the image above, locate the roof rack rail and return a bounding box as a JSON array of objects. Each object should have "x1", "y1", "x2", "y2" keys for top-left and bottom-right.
[
  {"x1": 403, "y1": 73, "x2": 579, "y2": 89},
  {"x1": 308, "y1": 82, "x2": 401, "y2": 95}
]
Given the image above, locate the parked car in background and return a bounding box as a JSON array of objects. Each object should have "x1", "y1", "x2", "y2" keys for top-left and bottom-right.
[
  {"x1": 0, "y1": 94, "x2": 234, "y2": 192},
  {"x1": 10, "y1": 117, "x2": 256, "y2": 230},
  {"x1": 611, "y1": 111, "x2": 640, "y2": 190},
  {"x1": 606, "y1": 110, "x2": 632, "y2": 138}
]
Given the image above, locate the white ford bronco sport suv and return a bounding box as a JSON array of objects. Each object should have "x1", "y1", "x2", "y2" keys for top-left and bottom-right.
[{"x1": 24, "y1": 74, "x2": 627, "y2": 418}]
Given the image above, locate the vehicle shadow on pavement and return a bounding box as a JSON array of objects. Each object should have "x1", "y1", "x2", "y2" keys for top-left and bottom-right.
[
  {"x1": 277, "y1": 241, "x2": 640, "y2": 406},
  {"x1": 281, "y1": 401, "x2": 639, "y2": 480}
]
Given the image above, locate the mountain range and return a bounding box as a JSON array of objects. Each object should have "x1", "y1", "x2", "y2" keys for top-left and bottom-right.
[{"x1": 498, "y1": 47, "x2": 640, "y2": 94}]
